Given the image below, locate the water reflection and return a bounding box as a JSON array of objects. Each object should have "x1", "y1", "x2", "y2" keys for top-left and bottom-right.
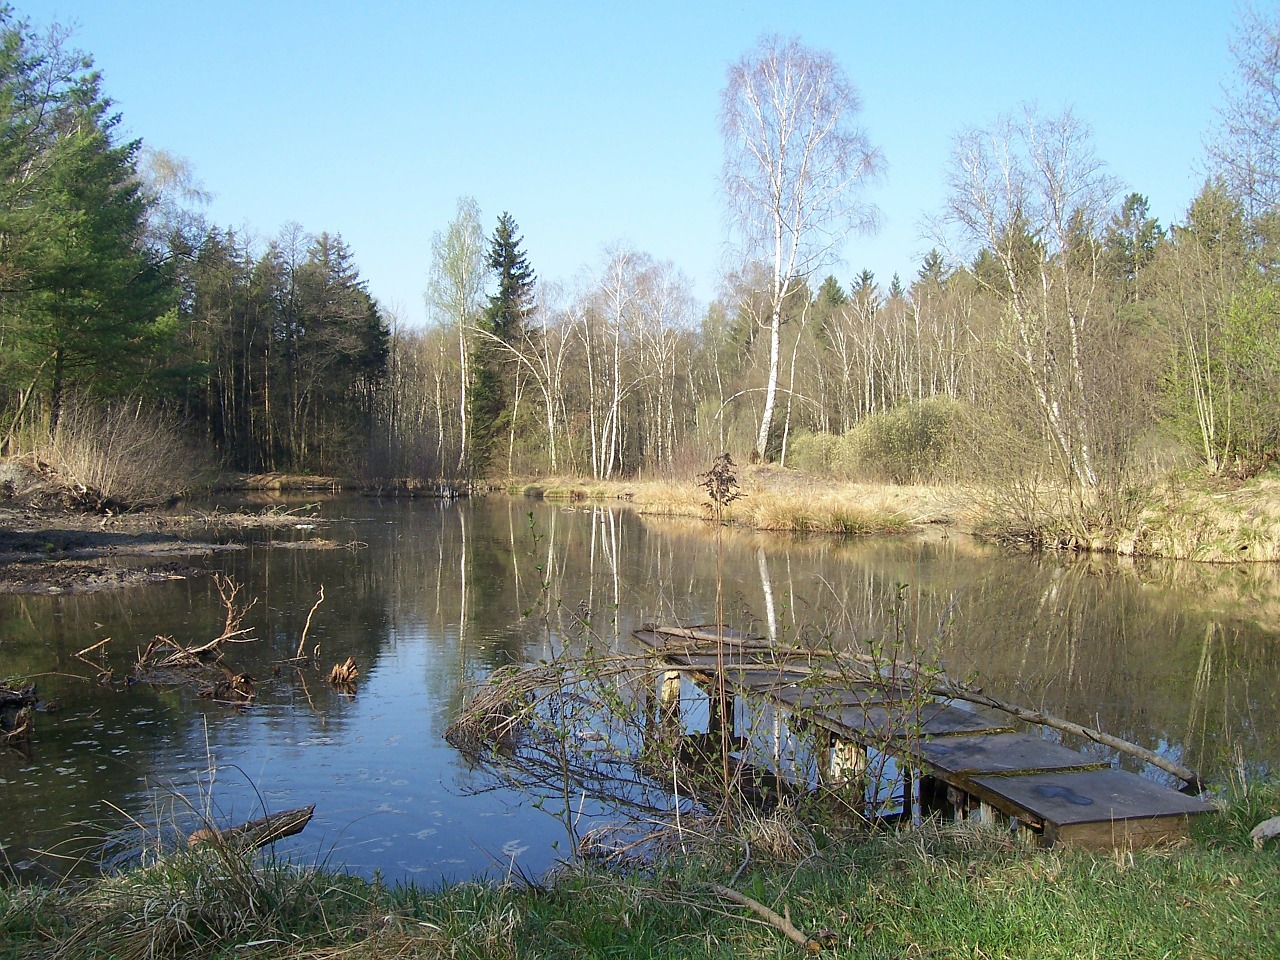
[{"x1": 1, "y1": 497, "x2": 1277, "y2": 883}]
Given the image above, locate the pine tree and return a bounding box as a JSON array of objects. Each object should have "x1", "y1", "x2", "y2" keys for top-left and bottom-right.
[
  {"x1": 470, "y1": 212, "x2": 535, "y2": 474},
  {"x1": 483, "y1": 212, "x2": 536, "y2": 343},
  {"x1": 0, "y1": 11, "x2": 173, "y2": 432}
]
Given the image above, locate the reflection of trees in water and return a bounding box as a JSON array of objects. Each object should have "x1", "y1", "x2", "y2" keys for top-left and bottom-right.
[
  {"x1": 538, "y1": 516, "x2": 1279, "y2": 785},
  {"x1": 6, "y1": 499, "x2": 1277, "y2": 878}
]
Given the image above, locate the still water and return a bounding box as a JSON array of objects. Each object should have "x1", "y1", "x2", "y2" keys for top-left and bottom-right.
[{"x1": 2, "y1": 496, "x2": 1277, "y2": 882}]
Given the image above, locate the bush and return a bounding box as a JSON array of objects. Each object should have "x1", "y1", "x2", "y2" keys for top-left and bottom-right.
[
  {"x1": 849, "y1": 398, "x2": 965, "y2": 483},
  {"x1": 32, "y1": 398, "x2": 218, "y2": 509},
  {"x1": 786, "y1": 430, "x2": 840, "y2": 476}
]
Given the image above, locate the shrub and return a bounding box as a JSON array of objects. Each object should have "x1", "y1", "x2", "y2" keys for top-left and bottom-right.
[
  {"x1": 849, "y1": 398, "x2": 965, "y2": 483},
  {"x1": 32, "y1": 397, "x2": 219, "y2": 509}
]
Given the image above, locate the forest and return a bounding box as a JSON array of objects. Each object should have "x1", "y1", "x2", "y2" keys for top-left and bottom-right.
[{"x1": 2, "y1": 6, "x2": 1278, "y2": 513}]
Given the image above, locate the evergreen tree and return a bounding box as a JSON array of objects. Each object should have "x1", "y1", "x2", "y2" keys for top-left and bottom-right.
[
  {"x1": 0, "y1": 11, "x2": 173, "y2": 432},
  {"x1": 917, "y1": 249, "x2": 947, "y2": 284},
  {"x1": 484, "y1": 212, "x2": 536, "y2": 343},
  {"x1": 815, "y1": 274, "x2": 847, "y2": 308},
  {"x1": 470, "y1": 212, "x2": 535, "y2": 474}
]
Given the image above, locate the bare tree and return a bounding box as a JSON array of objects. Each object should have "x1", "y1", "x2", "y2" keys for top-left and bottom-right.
[
  {"x1": 944, "y1": 107, "x2": 1119, "y2": 489},
  {"x1": 1209, "y1": 4, "x2": 1280, "y2": 219},
  {"x1": 721, "y1": 34, "x2": 881, "y2": 461}
]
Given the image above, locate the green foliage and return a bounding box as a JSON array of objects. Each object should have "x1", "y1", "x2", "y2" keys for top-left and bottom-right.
[
  {"x1": 3, "y1": 784, "x2": 1278, "y2": 960},
  {"x1": 1104, "y1": 192, "x2": 1164, "y2": 291},
  {"x1": 789, "y1": 399, "x2": 965, "y2": 482},
  {"x1": 179, "y1": 226, "x2": 388, "y2": 473},
  {"x1": 483, "y1": 212, "x2": 536, "y2": 345},
  {"x1": 1156, "y1": 180, "x2": 1280, "y2": 475},
  {"x1": 852, "y1": 398, "x2": 964, "y2": 482},
  {"x1": 0, "y1": 10, "x2": 174, "y2": 433},
  {"x1": 470, "y1": 213, "x2": 536, "y2": 476}
]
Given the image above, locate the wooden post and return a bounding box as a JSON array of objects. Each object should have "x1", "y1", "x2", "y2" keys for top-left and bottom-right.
[
  {"x1": 828, "y1": 737, "x2": 867, "y2": 783},
  {"x1": 918, "y1": 775, "x2": 947, "y2": 820},
  {"x1": 659, "y1": 670, "x2": 682, "y2": 724}
]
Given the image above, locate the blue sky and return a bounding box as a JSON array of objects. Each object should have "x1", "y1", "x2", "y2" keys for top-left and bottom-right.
[{"x1": 22, "y1": 1, "x2": 1238, "y2": 324}]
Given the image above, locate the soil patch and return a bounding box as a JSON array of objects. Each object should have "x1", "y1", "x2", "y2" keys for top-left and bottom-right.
[{"x1": 0, "y1": 505, "x2": 239, "y2": 595}]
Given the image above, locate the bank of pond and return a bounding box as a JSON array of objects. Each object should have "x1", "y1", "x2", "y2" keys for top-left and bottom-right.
[{"x1": 1, "y1": 783, "x2": 1277, "y2": 960}]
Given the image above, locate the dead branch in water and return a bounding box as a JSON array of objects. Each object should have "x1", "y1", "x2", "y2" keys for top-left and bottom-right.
[
  {"x1": 3, "y1": 705, "x2": 32, "y2": 749},
  {"x1": 187, "y1": 804, "x2": 315, "y2": 851},
  {"x1": 327, "y1": 656, "x2": 358, "y2": 693},
  {"x1": 182, "y1": 574, "x2": 257, "y2": 658},
  {"x1": 295, "y1": 585, "x2": 325, "y2": 658}
]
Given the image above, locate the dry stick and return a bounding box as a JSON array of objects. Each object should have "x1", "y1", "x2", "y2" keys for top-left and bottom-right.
[
  {"x1": 295, "y1": 585, "x2": 325, "y2": 659},
  {"x1": 705, "y1": 882, "x2": 819, "y2": 951},
  {"x1": 188, "y1": 804, "x2": 315, "y2": 850},
  {"x1": 74, "y1": 638, "x2": 112, "y2": 659},
  {"x1": 181, "y1": 628, "x2": 256, "y2": 659}
]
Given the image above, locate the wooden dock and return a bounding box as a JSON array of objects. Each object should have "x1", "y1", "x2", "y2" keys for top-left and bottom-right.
[{"x1": 632, "y1": 624, "x2": 1216, "y2": 849}]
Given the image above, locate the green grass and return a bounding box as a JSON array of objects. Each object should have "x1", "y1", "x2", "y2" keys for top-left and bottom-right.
[{"x1": 4, "y1": 784, "x2": 1278, "y2": 959}]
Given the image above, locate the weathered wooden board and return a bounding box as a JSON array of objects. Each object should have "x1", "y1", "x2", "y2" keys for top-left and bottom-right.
[
  {"x1": 670, "y1": 652, "x2": 804, "y2": 672},
  {"x1": 772, "y1": 683, "x2": 912, "y2": 710},
  {"x1": 813, "y1": 701, "x2": 1013, "y2": 740},
  {"x1": 722, "y1": 668, "x2": 815, "y2": 690},
  {"x1": 635, "y1": 626, "x2": 762, "y2": 648},
  {"x1": 634, "y1": 625, "x2": 1218, "y2": 849},
  {"x1": 916, "y1": 732, "x2": 1109, "y2": 777},
  {"x1": 971, "y1": 768, "x2": 1215, "y2": 836}
]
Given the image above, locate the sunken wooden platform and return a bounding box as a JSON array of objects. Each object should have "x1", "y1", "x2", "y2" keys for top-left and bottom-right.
[{"x1": 632, "y1": 624, "x2": 1216, "y2": 849}]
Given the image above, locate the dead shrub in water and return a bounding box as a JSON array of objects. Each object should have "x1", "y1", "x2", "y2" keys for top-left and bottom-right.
[{"x1": 30, "y1": 397, "x2": 217, "y2": 509}]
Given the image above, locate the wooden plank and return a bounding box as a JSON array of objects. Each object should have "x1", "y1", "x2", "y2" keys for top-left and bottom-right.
[
  {"x1": 1049, "y1": 814, "x2": 1196, "y2": 849},
  {"x1": 815, "y1": 702, "x2": 1013, "y2": 740},
  {"x1": 723, "y1": 668, "x2": 815, "y2": 689},
  {"x1": 971, "y1": 768, "x2": 1215, "y2": 829},
  {"x1": 772, "y1": 683, "x2": 911, "y2": 710},
  {"x1": 670, "y1": 652, "x2": 796, "y2": 671},
  {"x1": 916, "y1": 732, "x2": 1109, "y2": 777},
  {"x1": 649, "y1": 624, "x2": 763, "y2": 645}
]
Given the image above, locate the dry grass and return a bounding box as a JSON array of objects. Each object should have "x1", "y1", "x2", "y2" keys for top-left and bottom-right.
[
  {"x1": 509, "y1": 467, "x2": 967, "y2": 535},
  {"x1": 510, "y1": 464, "x2": 1280, "y2": 562},
  {"x1": 975, "y1": 467, "x2": 1280, "y2": 562},
  {"x1": 1119, "y1": 470, "x2": 1280, "y2": 562}
]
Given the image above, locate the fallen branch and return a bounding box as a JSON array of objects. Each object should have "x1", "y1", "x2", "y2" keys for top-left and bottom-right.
[
  {"x1": 295, "y1": 585, "x2": 325, "y2": 658},
  {"x1": 188, "y1": 804, "x2": 315, "y2": 851},
  {"x1": 935, "y1": 683, "x2": 1204, "y2": 792},
  {"x1": 706, "y1": 882, "x2": 820, "y2": 951},
  {"x1": 74, "y1": 638, "x2": 112, "y2": 659},
  {"x1": 4, "y1": 705, "x2": 32, "y2": 747}
]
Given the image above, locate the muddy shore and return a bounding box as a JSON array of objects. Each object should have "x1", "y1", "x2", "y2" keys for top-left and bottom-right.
[{"x1": 0, "y1": 504, "x2": 240, "y2": 594}]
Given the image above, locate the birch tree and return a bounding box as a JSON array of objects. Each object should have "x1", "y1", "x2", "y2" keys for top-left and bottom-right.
[
  {"x1": 944, "y1": 107, "x2": 1119, "y2": 489},
  {"x1": 720, "y1": 34, "x2": 881, "y2": 461},
  {"x1": 1208, "y1": 3, "x2": 1280, "y2": 220},
  {"x1": 425, "y1": 197, "x2": 487, "y2": 474}
]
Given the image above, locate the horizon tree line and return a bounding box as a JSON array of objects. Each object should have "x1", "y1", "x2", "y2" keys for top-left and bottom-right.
[{"x1": 2, "y1": 6, "x2": 1278, "y2": 496}]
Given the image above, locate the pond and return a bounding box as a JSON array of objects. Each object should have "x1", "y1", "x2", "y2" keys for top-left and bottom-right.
[{"x1": 2, "y1": 496, "x2": 1278, "y2": 883}]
